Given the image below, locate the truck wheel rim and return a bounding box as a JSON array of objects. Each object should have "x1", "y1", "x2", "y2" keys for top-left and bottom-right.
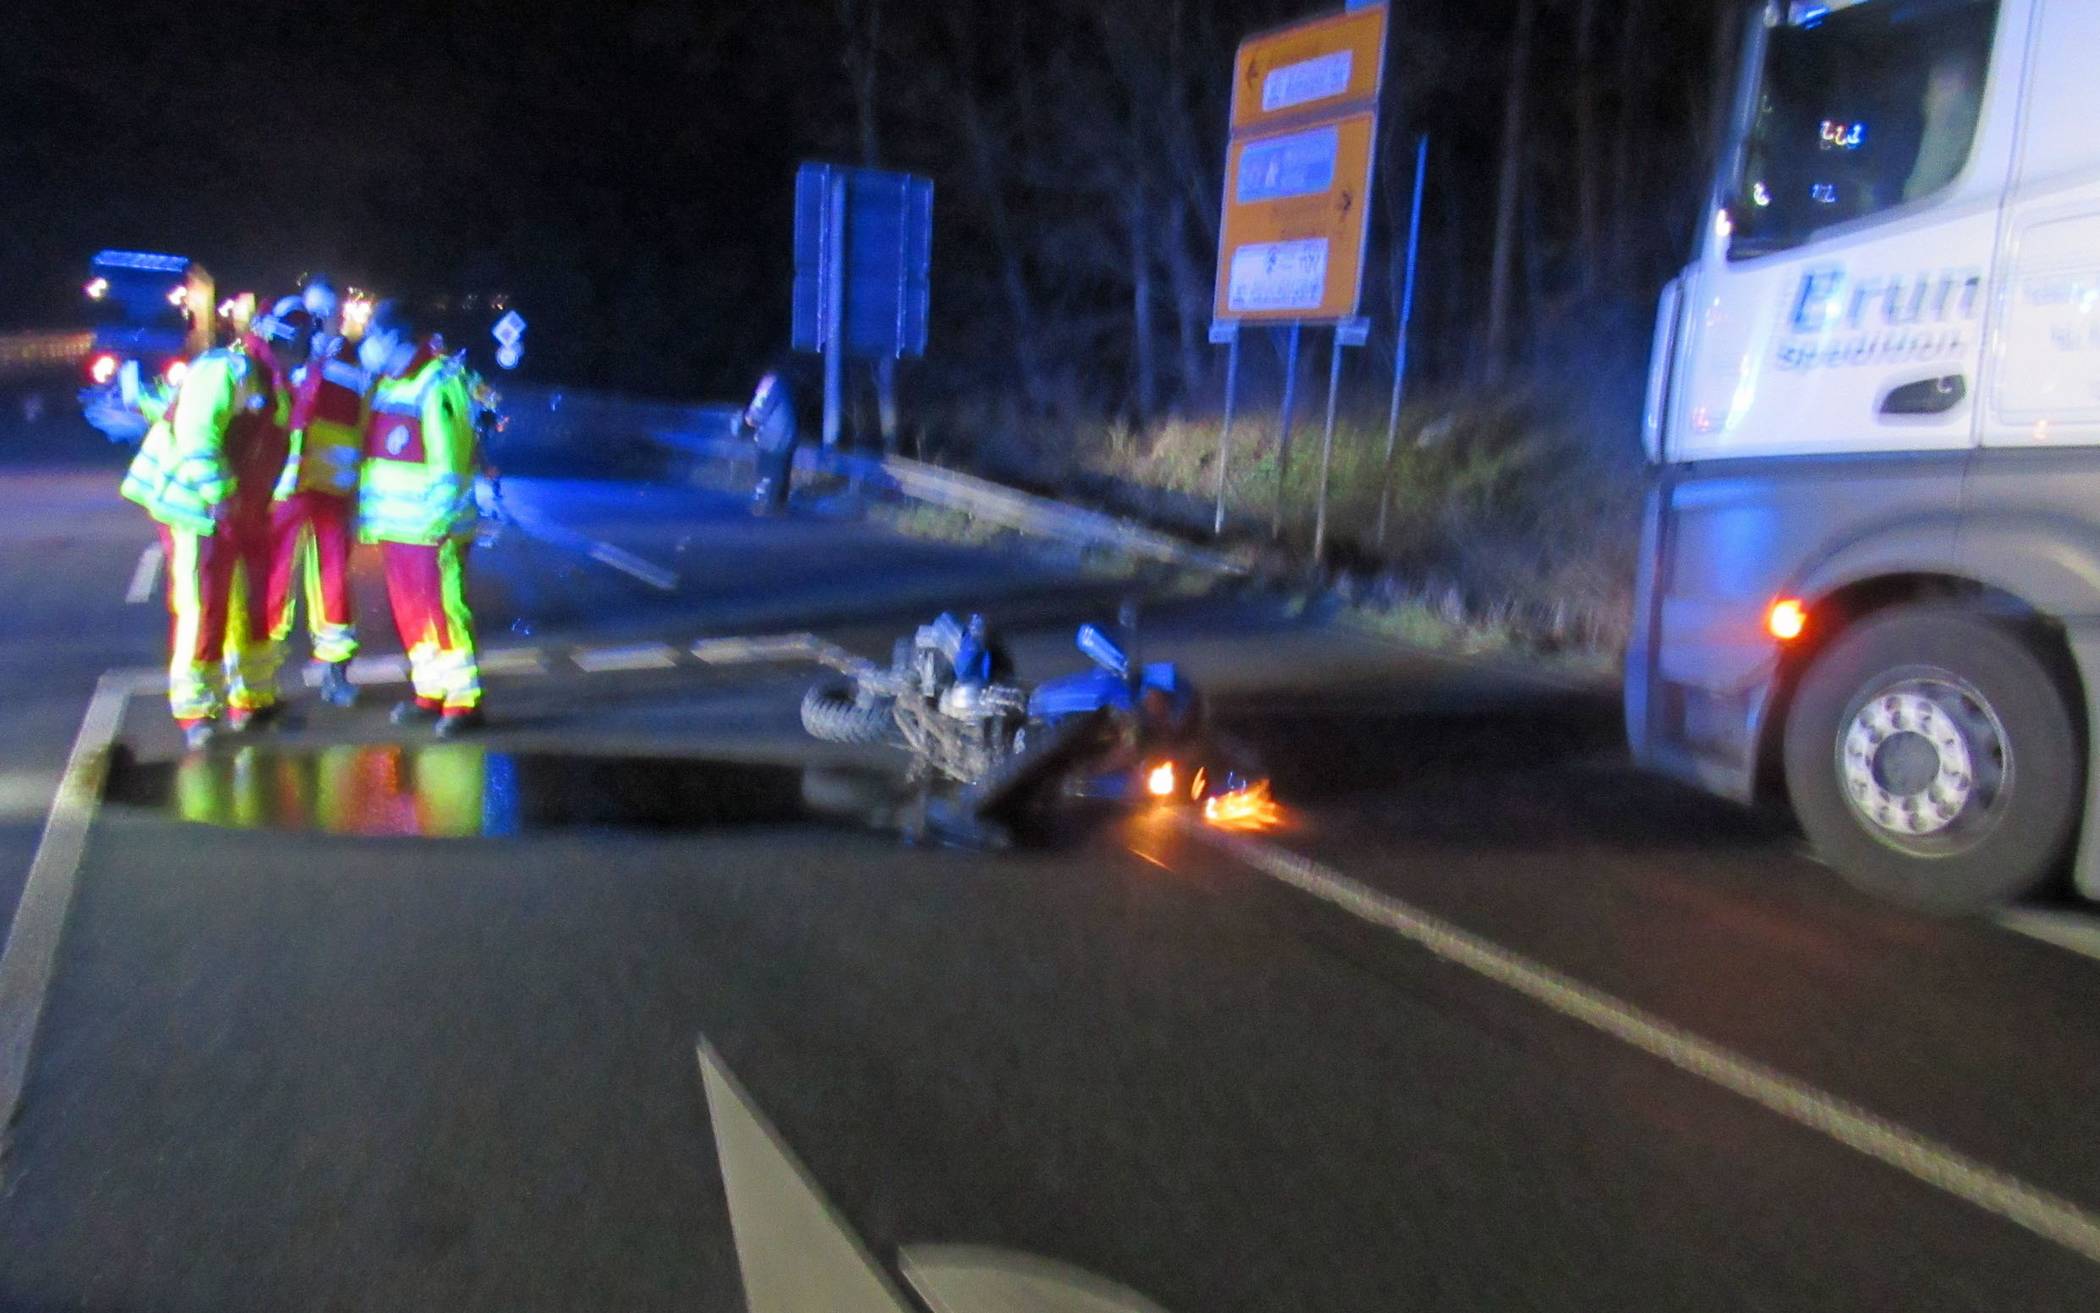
[{"x1": 1837, "y1": 676, "x2": 2008, "y2": 849}]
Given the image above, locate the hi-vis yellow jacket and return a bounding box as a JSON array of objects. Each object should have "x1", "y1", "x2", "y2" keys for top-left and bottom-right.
[
  {"x1": 359, "y1": 347, "x2": 478, "y2": 544},
  {"x1": 120, "y1": 343, "x2": 291, "y2": 535}
]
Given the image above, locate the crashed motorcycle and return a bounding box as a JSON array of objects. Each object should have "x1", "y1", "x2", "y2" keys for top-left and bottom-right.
[{"x1": 800, "y1": 610, "x2": 1273, "y2": 844}]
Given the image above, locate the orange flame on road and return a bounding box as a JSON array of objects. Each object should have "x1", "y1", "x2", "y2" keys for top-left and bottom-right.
[{"x1": 1203, "y1": 779, "x2": 1283, "y2": 831}]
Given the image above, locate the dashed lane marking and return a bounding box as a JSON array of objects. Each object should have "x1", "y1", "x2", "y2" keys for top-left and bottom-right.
[
  {"x1": 477, "y1": 647, "x2": 548, "y2": 676},
  {"x1": 572, "y1": 643, "x2": 680, "y2": 673},
  {"x1": 1183, "y1": 822, "x2": 2100, "y2": 1267},
  {"x1": 0, "y1": 669, "x2": 157, "y2": 1163},
  {"x1": 343, "y1": 654, "x2": 410, "y2": 686},
  {"x1": 691, "y1": 633, "x2": 823, "y2": 665},
  {"x1": 123, "y1": 542, "x2": 164, "y2": 605}
]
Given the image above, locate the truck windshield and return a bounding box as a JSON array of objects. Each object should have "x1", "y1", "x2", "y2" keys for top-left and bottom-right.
[
  {"x1": 1727, "y1": 0, "x2": 1998, "y2": 259},
  {"x1": 90, "y1": 271, "x2": 195, "y2": 331}
]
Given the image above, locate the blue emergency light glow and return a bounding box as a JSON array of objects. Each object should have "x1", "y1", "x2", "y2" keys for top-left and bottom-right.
[{"x1": 91, "y1": 250, "x2": 190, "y2": 273}]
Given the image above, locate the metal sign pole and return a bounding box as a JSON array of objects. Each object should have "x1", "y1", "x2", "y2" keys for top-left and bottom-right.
[
  {"x1": 1378, "y1": 133, "x2": 1428, "y2": 546},
  {"x1": 1271, "y1": 322, "x2": 1302, "y2": 541},
  {"x1": 1314, "y1": 325, "x2": 1346, "y2": 564},
  {"x1": 1213, "y1": 325, "x2": 1242, "y2": 537},
  {"x1": 822, "y1": 174, "x2": 848, "y2": 449}
]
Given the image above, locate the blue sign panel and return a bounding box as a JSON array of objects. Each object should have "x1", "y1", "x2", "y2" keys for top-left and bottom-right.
[
  {"x1": 1235, "y1": 125, "x2": 1340, "y2": 205},
  {"x1": 792, "y1": 163, "x2": 934, "y2": 359}
]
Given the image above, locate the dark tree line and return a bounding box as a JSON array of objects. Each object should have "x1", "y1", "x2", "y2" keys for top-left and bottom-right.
[
  {"x1": 804, "y1": 0, "x2": 1738, "y2": 441},
  {"x1": 0, "y1": 0, "x2": 1736, "y2": 428}
]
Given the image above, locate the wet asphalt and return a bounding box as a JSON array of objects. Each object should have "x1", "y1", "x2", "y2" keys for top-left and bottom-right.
[{"x1": 1, "y1": 412, "x2": 2099, "y2": 1311}]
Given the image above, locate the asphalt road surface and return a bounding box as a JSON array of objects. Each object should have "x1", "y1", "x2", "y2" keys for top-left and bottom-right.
[{"x1": 3, "y1": 405, "x2": 2100, "y2": 1311}]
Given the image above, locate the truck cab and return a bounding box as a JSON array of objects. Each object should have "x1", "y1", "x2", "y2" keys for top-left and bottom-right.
[
  {"x1": 1631, "y1": 0, "x2": 2100, "y2": 911},
  {"x1": 80, "y1": 251, "x2": 216, "y2": 432}
]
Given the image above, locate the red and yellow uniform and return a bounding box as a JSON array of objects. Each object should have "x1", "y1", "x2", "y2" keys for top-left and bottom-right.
[
  {"x1": 119, "y1": 337, "x2": 296, "y2": 726},
  {"x1": 360, "y1": 344, "x2": 481, "y2": 713},
  {"x1": 268, "y1": 339, "x2": 366, "y2": 663}
]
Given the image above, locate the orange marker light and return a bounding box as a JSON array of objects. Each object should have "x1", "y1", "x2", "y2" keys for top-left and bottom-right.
[
  {"x1": 1767, "y1": 598, "x2": 1808, "y2": 642},
  {"x1": 1147, "y1": 762, "x2": 1177, "y2": 798}
]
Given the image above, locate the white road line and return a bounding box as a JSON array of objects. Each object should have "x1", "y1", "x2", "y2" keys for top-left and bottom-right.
[
  {"x1": 301, "y1": 648, "x2": 549, "y2": 687},
  {"x1": 0, "y1": 669, "x2": 152, "y2": 1157},
  {"x1": 691, "y1": 633, "x2": 823, "y2": 665},
  {"x1": 1995, "y1": 909, "x2": 2100, "y2": 965},
  {"x1": 572, "y1": 643, "x2": 680, "y2": 673},
  {"x1": 477, "y1": 647, "x2": 548, "y2": 676},
  {"x1": 697, "y1": 1038, "x2": 918, "y2": 1313},
  {"x1": 586, "y1": 542, "x2": 678, "y2": 592},
  {"x1": 344, "y1": 655, "x2": 410, "y2": 685},
  {"x1": 0, "y1": 770, "x2": 64, "y2": 823},
  {"x1": 123, "y1": 542, "x2": 164, "y2": 605},
  {"x1": 1184, "y1": 824, "x2": 2100, "y2": 1266}
]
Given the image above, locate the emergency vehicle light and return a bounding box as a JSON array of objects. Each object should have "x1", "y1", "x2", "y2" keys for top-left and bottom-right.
[{"x1": 92, "y1": 250, "x2": 189, "y2": 273}]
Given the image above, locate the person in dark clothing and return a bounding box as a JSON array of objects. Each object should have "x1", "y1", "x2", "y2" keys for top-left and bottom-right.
[{"x1": 744, "y1": 358, "x2": 799, "y2": 514}]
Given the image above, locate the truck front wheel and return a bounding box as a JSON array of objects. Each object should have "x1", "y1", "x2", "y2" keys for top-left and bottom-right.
[{"x1": 1782, "y1": 608, "x2": 2080, "y2": 914}]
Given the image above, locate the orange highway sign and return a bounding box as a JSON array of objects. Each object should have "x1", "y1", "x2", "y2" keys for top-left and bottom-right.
[
  {"x1": 1215, "y1": 4, "x2": 1388, "y2": 325},
  {"x1": 1230, "y1": 4, "x2": 1388, "y2": 135}
]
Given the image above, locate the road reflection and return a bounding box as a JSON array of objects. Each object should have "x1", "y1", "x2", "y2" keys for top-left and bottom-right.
[{"x1": 110, "y1": 744, "x2": 904, "y2": 839}]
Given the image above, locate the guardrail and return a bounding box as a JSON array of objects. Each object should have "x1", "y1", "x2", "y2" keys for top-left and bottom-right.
[
  {"x1": 491, "y1": 383, "x2": 1243, "y2": 574},
  {"x1": 0, "y1": 332, "x2": 92, "y2": 376},
  {"x1": 678, "y1": 428, "x2": 1246, "y2": 576}
]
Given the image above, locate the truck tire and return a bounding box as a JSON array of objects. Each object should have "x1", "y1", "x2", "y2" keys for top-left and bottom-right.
[
  {"x1": 1782, "y1": 607, "x2": 2080, "y2": 914},
  {"x1": 800, "y1": 683, "x2": 896, "y2": 745}
]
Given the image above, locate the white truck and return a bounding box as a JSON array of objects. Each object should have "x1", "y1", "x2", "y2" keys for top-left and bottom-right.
[{"x1": 1631, "y1": 0, "x2": 2100, "y2": 911}]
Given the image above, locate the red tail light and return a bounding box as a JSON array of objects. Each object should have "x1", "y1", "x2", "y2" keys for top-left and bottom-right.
[{"x1": 88, "y1": 354, "x2": 119, "y2": 385}]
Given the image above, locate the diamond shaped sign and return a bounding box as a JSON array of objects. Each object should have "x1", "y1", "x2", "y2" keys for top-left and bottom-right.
[{"x1": 492, "y1": 311, "x2": 526, "y2": 347}]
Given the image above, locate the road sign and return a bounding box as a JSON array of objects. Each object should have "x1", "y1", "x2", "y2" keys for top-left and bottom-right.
[
  {"x1": 492, "y1": 311, "x2": 527, "y2": 348},
  {"x1": 496, "y1": 342, "x2": 522, "y2": 371},
  {"x1": 791, "y1": 164, "x2": 933, "y2": 360},
  {"x1": 1214, "y1": 4, "x2": 1387, "y2": 325},
  {"x1": 1229, "y1": 5, "x2": 1388, "y2": 135}
]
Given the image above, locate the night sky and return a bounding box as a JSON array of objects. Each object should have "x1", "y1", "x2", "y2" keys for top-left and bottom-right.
[{"x1": 0, "y1": 1, "x2": 1727, "y2": 404}]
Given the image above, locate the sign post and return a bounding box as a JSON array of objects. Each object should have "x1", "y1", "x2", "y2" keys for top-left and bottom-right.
[
  {"x1": 793, "y1": 163, "x2": 934, "y2": 450},
  {"x1": 1209, "y1": 3, "x2": 1388, "y2": 544},
  {"x1": 1378, "y1": 133, "x2": 1428, "y2": 546},
  {"x1": 1210, "y1": 320, "x2": 1241, "y2": 536},
  {"x1": 1272, "y1": 323, "x2": 1304, "y2": 540}
]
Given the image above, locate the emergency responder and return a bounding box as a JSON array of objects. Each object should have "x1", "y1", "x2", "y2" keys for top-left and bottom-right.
[
  {"x1": 357, "y1": 300, "x2": 485, "y2": 736},
  {"x1": 744, "y1": 358, "x2": 799, "y2": 514},
  {"x1": 267, "y1": 276, "x2": 366, "y2": 706},
  {"x1": 121, "y1": 299, "x2": 311, "y2": 748}
]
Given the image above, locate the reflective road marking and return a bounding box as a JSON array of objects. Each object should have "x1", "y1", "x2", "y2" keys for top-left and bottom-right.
[
  {"x1": 586, "y1": 542, "x2": 678, "y2": 591},
  {"x1": 697, "y1": 1038, "x2": 917, "y2": 1313},
  {"x1": 572, "y1": 643, "x2": 679, "y2": 673},
  {"x1": 1188, "y1": 823, "x2": 2100, "y2": 1266},
  {"x1": 123, "y1": 542, "x2": 163, "y2": 605},
  {"x1": 0, "y1": 669, "x2": 154, "y2": 1162}
]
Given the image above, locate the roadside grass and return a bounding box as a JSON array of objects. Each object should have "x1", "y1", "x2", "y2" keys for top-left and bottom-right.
[{"x1": 1077, "y1": 396, "x2": 1643, "y2": 665}]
